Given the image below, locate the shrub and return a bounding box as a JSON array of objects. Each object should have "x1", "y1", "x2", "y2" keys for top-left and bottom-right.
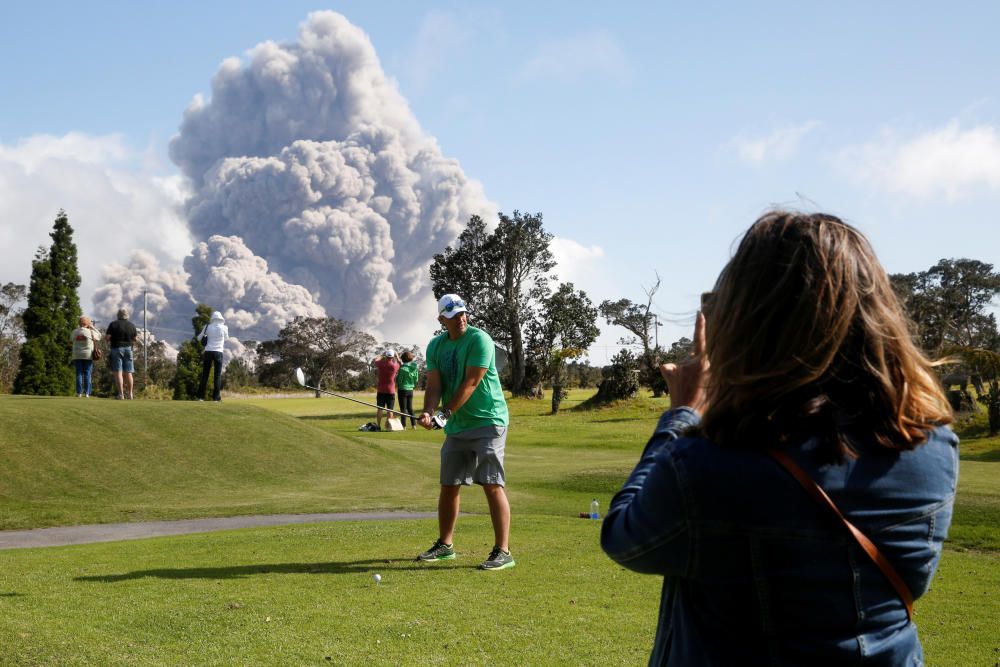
[{"x1": 594, "y1": 349, "x2": 639, "y2": 402}]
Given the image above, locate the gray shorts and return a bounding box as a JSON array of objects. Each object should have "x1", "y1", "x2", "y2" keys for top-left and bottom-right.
[{"x1": 440, "y1": 424, "x2": 507, "y2": 487}]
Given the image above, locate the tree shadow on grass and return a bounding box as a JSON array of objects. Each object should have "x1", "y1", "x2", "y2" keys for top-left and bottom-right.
[
  {"x1": 75, "y1": 558, "x2": 466, "y2": 583},
  {"x1": 0, "y1": 592, "x2": 21, "y2": 597}
]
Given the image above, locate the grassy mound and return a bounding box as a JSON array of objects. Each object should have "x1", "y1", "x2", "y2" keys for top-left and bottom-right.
[{"x1": 0, "y1": 396, "x2": 439, "y2": 530}]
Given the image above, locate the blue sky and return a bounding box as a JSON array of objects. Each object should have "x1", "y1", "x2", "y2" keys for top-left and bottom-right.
[{"x1": 1, "y1": 2, "x2": 998, "y2": 362}]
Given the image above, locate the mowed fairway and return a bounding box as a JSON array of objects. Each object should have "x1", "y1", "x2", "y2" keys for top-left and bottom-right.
[{"x1": 1, "y1": 391, "x2": 998, "y2": 665}]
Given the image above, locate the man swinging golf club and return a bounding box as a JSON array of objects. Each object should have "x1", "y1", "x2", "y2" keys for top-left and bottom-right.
[{"x1": 415, "y1": 294, "x2": 514, "y2": 570}]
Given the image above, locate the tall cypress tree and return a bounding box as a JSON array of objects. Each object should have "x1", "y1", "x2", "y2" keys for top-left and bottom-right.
[
  {"x1": 171, "y1": 303, "x2": 212, "y2": 400},
  {"x1": 13, "y1": 210, "x2": 82, "y2": 395}
]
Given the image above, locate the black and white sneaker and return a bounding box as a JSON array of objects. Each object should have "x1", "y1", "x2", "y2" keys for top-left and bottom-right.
[
  {"x1": 416, "y1": 538, "x2": 455, "y2": 561},
  {"x1": 479, "y1": 546, "x2": 515, "y2": 570}
]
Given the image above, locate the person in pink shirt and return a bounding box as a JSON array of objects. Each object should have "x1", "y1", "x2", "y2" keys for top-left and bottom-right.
[{"x1": 373, "y1": 349, "x2": 401, "y2": 431}]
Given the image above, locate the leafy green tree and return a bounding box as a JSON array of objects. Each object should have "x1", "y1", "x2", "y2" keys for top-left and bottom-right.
[
  {"x1": 959, "y1": 348, "x2": 1000, "y2": 434},
  {"x1": 564, "y1": 360, "x2": 603, "y2": 389},
  {"x1": 14, "y1": 249, "x2": 56, "y2": 395},
  {"x1": 891, "y1": 259, "x2": 1000, "y2": 356},
  {"x1": 172, "y1": 341, "x2": 203, "y2": 400},
  {"x1": 220, "y1": 340, "x2": 258, "y2": 392},
  {"x1": 662, "y1": 337, "x2": 693, "y2": 363},
  {"x1": 171, "y1": 304, "x2": 211, "y2": 400},
  {"x1": 592, "y1": 349, "x2": 639, "y2": 403},
  {"x1": 892, "y1": 259, "x2": 1000, "y2": 415},
  {"x1": 599, "y1": 275, "x2": 665, "y2": 396},
  {"x1": 224, "y1": 357, "x2": 257, "y2": 390},
  {"x1": 430, "y1": 211, "x2": 556, "y2": 396},
  {"x1": 0, "y1": 282, "x2": 27, "y2": 392},
  {"x1": 13, "y1": 211, "x2": 82, "y2": 395},
  {"x1": 256, "y1": 316, "x2": 375, "y2": 393},
  {"x1": 981, "y1": 380, "x2": 1000, "y2": 435},
  {"x1": 145, "y1": 340, "x2": 179, "y2": 389},
  {"x1": 526, "y1": 283, "x2": 600, "y2": 413}
]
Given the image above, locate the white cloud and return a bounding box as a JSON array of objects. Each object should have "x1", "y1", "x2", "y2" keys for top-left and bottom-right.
[
  {"x1": 838, "y1": 121, "x2": 1000, "y2": 199},
  {"x1": 550, "y1": 236, "x2": 605, "y2": 288},
  {"x1": 548, "y1": 236, "x2": 617, "y2": 365},
  {"x1": 517, "y1": 31, "x2": 631, "y2": 84},
  {"x1": 371, "y1": 289, "x2": 440, "y2": 353},
  {"x1": 0, "y1": 132, "x2": 131, "y2": 171},
  {"x1": 0, "y1": 132, "x2": 191, "y2": 326},
  {"x1": 731, "y1": 121, "x2": 821, "y2": 165}
]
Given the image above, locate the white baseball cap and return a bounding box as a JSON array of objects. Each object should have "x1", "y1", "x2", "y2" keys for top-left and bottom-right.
[
  {"x1": 437, "y1": 294, "x2": 467, "y2": 319},
  {"x1": 384, "y1": 349, "x2": 395, "y2": 357}
]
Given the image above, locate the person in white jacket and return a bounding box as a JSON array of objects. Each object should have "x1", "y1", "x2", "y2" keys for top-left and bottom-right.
[{"x1": 197, "y1": 311, "x2": 229, "y2": 402}]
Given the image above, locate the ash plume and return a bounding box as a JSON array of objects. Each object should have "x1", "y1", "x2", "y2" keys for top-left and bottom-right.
[
  {"x1": 183, "y1": 234, "x2": 325, "y2": 340},
  {"x1": 93, "y1": 250, "x2": 194, "y2": 339},
  {"x1": 94, "y1": 10, "x2": 495, "y2": 343}
]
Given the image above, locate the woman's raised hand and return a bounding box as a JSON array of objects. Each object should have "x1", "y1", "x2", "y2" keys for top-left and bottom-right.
[{"x1": 660, "y1": 311, "x2": 710, "y2": 413}]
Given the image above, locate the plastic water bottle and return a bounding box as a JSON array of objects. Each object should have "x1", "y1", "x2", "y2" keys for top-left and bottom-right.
[{"x1": 589, "y1": 498, "x2": 600, "y2": 520}]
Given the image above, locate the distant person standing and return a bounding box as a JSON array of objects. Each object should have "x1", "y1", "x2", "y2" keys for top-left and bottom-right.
[
  {"x1": 70, "y1": 315, "x2": 102, "y2": 398},
  {"x1": 397, "y1": 350, "x2": 420, "y2": 429},
  {"x1": 106, "y1": 308, "x2": 138, "y2": 400},
  {"x1": 197, "y1": 311, "x2": 229, "y2": 402},
  {"x1": 373, "y1": 349, "x2": 401, "y2": 430},
  {"x1": 416, "y1": 294, "x2": 514, "y2": 571}
]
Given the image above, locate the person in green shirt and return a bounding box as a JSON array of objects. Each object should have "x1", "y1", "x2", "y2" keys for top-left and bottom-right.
[
  {"x1": 415, "y1": 294, "x2": 514, "y2": 571},
  {"x1": 396, "y1": 350, "x2": 420, "y2": 429}
]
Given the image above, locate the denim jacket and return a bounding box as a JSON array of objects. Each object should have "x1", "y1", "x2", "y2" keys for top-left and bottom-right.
[{"x1": 602, "y1": 408, "x2": 958, "y2": 666}]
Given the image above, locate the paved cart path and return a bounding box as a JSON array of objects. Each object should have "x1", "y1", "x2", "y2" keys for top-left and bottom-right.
[{"x1": 0, "y1": 512, "x2": 441, "y2": 550}]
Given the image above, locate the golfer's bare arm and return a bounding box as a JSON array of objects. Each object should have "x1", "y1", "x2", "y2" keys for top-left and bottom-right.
[
  {"x1": 421, "y1": 370, "x2": 443, "y2": 418},
  {"x1": 418, "y1": 366, "x2": 488, "y2": 428}
]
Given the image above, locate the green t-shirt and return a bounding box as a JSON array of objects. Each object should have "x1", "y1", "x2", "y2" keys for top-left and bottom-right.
[
  {"x1": 397, "y1": 361, "x2": 420, "y2": 391},
  {"x1": 426, "y1": 326, "x2": 509, "y2": 434}
]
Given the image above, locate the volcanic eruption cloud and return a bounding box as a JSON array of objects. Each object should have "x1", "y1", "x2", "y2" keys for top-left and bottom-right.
[{"x1": 93, "y1": 11, "x2": 495, "y2": 344}]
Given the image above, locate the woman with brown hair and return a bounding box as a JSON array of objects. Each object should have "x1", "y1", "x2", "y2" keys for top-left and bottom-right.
[{"x1": 602, "y1": 211, "x2": 957, "y2": 666}]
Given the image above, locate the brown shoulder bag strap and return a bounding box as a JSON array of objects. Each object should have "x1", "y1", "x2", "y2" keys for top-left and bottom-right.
[{"x1": 767, "y1": 449, "x2": 914, "y2": 620}]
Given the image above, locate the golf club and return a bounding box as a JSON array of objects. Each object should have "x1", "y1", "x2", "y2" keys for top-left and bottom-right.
[{"x1": 294, "y1": 367, "x2": 447, "y2": 428}]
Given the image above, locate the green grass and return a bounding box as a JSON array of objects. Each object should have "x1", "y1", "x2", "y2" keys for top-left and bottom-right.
[
  {"x1": 916, "y1": 549, "x2": 1000, "y2": 666},
  {"x1": 945, "y1": 411, "x2": 1000, "y2": 552},
  {"x1": 1, "y1": 390, "x2": 998, "y2": 665},
  {"x1": 1, "y1": 516, "x2": 657, "y2": 666}
]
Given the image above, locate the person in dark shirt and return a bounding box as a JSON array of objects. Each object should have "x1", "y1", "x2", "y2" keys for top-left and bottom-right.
[{"x1": 106, "y1": 308, "x2": 138, "y2": 400}]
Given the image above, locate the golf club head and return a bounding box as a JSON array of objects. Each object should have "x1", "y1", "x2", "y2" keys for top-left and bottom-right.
[
  {"x1": 432, "y1": 411, "x2": 448, "y2": 429},
  {"x1": 294, "y1": 367, "x2": 306, "y2": 387}
]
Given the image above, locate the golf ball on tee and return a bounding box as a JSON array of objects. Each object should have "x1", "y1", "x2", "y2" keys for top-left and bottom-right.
[{"x1": 373, "y1": 573, "x2": 382, "y2": 583}]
